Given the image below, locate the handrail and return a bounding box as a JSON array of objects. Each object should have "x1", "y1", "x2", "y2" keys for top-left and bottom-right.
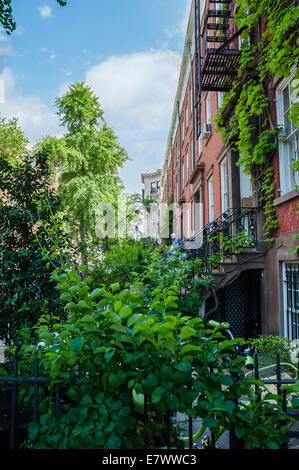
[{"x1": 180, "y1": 206, "x2": 260, "y2": 250}]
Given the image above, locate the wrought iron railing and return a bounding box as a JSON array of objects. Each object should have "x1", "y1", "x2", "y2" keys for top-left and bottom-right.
[{"x1": 179, "y1": 206, "x2": 260, "y2": 272}]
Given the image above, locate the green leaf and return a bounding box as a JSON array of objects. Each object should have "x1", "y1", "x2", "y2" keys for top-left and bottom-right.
[
  {"x1": 108, "y1": 374, "x2": 120, "y2": 390},
  {"x1": 77, "y1": 300, "x2": 90, "y2": 310},
  {"x1": 119, "y1": 305, "x2": 132, "y2": 319},
  {"x1": 127, "y1": 314, "x2": 142, "y2": 328},
  {"x1": 282, "y1": 381, "x2": 299, "y2": 394},
  {"x1": 81, "y1": 394, "x2": 92, "y2": 405},
  {"x1": 180, "y1": 326, "x2": 196, "y2": 340},
  {"x1": 110, "y1": 283, "x2": 120, "y2": 293},
  {"x1": 119, "y1": 406, "x2": 131, "y2": 418},
  {"x1": 203, "y1": 416, "x2": 218, "y2": 430},
  {"x1": 70, "y1": 336, "x2": 84, "y2": 353},
  {"x1": 67, "y1": 387, "x2": 78, "y2": 401},
  {"x1": 181, "y1": 344, "x2": 202, "y2": 354},
  {"x1": 28, "y1": 422, "x2": 40, "y2": 440},
  {"x1": 114, "y1": 300, "x2": 122, "y2": 312},
  {"x1": 81, "y1": 314, "x2": 94, "y2": 323},
  {"x1": 152, "y1": 386, "x2": 165, "y2": 404},
  {"x1": 219, "y1": 375, "x2": 234, "y2": 386},
  {"x1": 106, "y1": 435, "x2": 121, "y2": 449},
  {"x1": 89, "y1": 288, "x2": 103, "y2": 300}
]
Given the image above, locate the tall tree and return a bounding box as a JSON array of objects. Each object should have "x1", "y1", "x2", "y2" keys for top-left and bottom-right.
[
  {"x1": 39, "y1": 82, "x2": 128, "y2": 266},
  {"x1": 0, "y1": 0, "x2": 68, "y2": 34},
  {"x1": 0, "y1": 116, "x2": 29, "y2": 163}
]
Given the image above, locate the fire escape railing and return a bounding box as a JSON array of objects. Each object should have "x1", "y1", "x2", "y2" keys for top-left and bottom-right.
[
  {"x1": 179, "y1": 207, "x2": 260, "y2": 273},
  {"x1": 195, "y1": 0, "x2": 246, "y2": 137}
]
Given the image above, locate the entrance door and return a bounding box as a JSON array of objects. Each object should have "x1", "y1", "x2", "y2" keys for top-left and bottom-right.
[{"x1": 205, "y1": 270, "x2": 262, "y2": 339}]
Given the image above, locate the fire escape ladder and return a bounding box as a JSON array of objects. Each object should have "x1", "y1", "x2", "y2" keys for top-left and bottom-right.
[{"x1": 195, "y1": 0, "x2": 245, "y2": 119}]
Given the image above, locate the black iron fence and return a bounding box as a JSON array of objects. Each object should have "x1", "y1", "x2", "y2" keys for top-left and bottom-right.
[{"x1": 0, "y1": 349, "x2": 298, "y2": 450}]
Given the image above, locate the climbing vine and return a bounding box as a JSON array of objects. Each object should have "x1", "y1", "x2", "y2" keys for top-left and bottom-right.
[{"x1": 215, "y1": 0, "x2": 299, "y2": 243}]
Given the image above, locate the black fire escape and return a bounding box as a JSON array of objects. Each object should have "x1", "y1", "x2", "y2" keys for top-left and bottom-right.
[{"x1": 195, "y1": 0, "x2": 245, "y2": 137}]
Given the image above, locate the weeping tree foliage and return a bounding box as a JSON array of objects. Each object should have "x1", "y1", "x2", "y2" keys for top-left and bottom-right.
[
  {"x1": 38, "y1": 82, "x2": 128, "y2": 266},
  {"x1": 0, "y1": 0, "x2": 68, "y2": 34}
]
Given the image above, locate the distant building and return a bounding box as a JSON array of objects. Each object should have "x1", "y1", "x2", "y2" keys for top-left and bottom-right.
[{"x1": 141, "y1": 169, "x2": 162, "y2": 241}]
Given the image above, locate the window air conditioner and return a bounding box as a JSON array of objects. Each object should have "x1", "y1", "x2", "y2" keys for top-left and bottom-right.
[{"x1": 200, "y1": 123, "x2": 212, "y2": 139}]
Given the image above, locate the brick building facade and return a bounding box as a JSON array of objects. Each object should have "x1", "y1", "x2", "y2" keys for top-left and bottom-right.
[{"x1": 161, "y1": 0, "x2": 299, "y2": 339}]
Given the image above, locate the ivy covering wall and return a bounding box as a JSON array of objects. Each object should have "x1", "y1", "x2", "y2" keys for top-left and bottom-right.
[{"x1": 215, "y1": 0, "x2": 299, "y2": 243}]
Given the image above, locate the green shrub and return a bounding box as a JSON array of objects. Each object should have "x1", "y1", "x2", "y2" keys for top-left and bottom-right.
[
  {"x1": 248, "y1": 335, "x2": 294, "y2": 365},
  {"x1": 14, "y1": 269, "x2": 294, "y2": 449}
]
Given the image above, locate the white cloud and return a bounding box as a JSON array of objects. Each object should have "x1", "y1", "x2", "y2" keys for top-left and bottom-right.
[
  {"x1": 85, "y1": 49, "x2": 181, "y2": 193},
  {"x1": 0, "y1": 67, "x2": 61, "y2": 144},
  {"x1": 0, "y1": 30, "x2": 12, "y2": 56},
  {"x1": 38, "y1": 6, "x2": 53, "y2": 19}
]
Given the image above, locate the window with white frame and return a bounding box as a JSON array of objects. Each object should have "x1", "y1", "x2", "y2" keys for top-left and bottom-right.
[
  {"x1": 220, "y1": 157, "x2": 229, "y2": 212},
  {"x1": 186, "y1": 150, "x2": 189, "y2": 182},
  {"x1": 182, "y1": 159, "x2": 185, "y2": 189},
  {"x1": 276, "y1": 74, "x2": 299, "y2": 196},
  {"x1": 198, "y1": 135, "x2": 202, "y2": 156},
  {"x1": 218, "y1": 91, "x2": 225, "y2": 108},
  {"x1": 239, "y1": 161, "x2": 252, "y2": 203},
  {"x1": 208, "y1": 176, "x2": 214, "y2": 222},
  {"x1": 283, "y1": 263, "x2": 299, "y2": 341},
  {"x1": 206, "y1": 92, "x2": 211, "y2": 125}
]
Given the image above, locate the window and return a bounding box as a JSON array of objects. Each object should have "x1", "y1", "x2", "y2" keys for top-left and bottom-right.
[
  {"x1": 283, "y1": 263, "x2": 299, "y2": 340},
  {"x1": 182, "y1": 159, "x2": 185, "y2": 189},
  {"x1": 220, "y1": 157, "x2": 229, "y2": 212},
  {"x1": 151, "y1": 182, "x2": 157, "y2": 194},
  {"x1": 198, "y1": 136, "x2": 202, "y2": 156},
  {"x1": 218, "y1": 91, "x2": 225, "y2": 108},
  {"x1": 208, "y1": 176, "x2": 214, "y2": 222},
  {"x1": 276, "y1": 74, "x2": 299, "y2": 195},
  {"x1": 206, "y1": 93, "x2": 211, "y2": 125},
  {"x1": 186, "y1": 149, "x2": 189, "y2": 182},
  {"x1": 239, "y1": 162, "x2": 252, "y2": 204}
]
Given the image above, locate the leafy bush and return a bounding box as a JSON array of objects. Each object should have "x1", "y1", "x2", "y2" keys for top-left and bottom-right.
[
  {"x1": 90, "y1": 238, "x2": 156, "y2": 290},
  {"x1": 248, "y1": 335, "x2": 294, "y2": 365},
  {"x1": 14, "y1": 269, "x2": 294, "y2": 449},
  {"x1": 141, "y1": 249, "x2": 205, "y2": 317}
]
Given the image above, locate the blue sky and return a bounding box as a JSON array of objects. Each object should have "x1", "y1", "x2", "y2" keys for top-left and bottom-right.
[{"x1": 0, "y1": 0, "x2": 191, "y2": 193}]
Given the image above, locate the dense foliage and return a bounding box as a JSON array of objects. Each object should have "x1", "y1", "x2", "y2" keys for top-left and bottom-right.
[
  {"x1": 12, "y1": 270, "x2": 294, "y2": 449},
  {"x1": 91, "y1": 238, "x2": 156, "y2": 290},
  {"x1": 0, "y1": 150, "x2": 65, "y2": 343}
]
